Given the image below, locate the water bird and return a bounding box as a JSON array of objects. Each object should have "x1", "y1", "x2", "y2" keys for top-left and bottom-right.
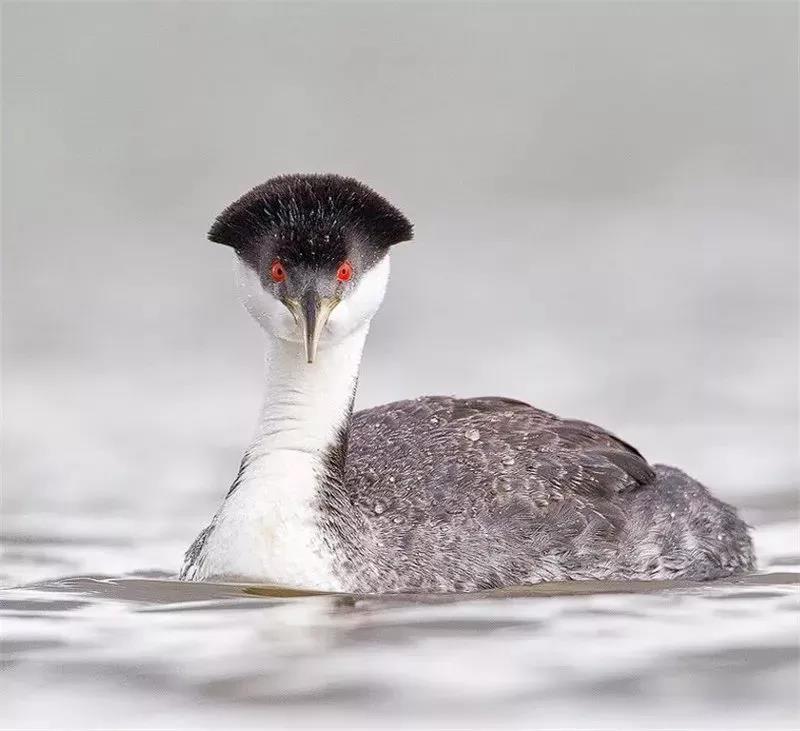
[{"x1": 181, "y1": 174, "x2": 755, "y2": 591}]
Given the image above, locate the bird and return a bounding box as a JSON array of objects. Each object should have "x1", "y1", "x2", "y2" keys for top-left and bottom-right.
[{"x1": 180, "y1": 173, "x2": 755, "y2": 592}]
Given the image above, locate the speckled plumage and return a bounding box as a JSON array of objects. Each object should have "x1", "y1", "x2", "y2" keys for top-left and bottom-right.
[{"x1": 315, "y1": 396, "x2": 755, "y2": 593}]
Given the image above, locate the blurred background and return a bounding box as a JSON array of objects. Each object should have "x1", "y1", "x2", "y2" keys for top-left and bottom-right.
[{"x1": 2, "y1": 2, "x2": 798, "y2": 729}]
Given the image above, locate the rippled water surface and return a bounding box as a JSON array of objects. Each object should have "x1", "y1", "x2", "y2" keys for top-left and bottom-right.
[{"x1": 2, "y1": 505, "x2": 799, "y2": 730}]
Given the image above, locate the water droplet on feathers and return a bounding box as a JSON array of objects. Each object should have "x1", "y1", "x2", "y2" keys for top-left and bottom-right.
[{"x1": 465, "y1": 428, "x2": 480, "y2": 442}]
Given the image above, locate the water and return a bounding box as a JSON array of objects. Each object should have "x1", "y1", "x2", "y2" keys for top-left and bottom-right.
[{"x1": 2, "y1": 503, "x2": 798, "y2": 730}]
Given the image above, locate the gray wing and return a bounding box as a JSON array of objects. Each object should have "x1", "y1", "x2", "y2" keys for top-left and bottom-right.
[
  {"x1": 349, "y1": 395, "x2": 654, "y2": 501},
  {"x1": 344, "y1": 396, "x2": 659, "y2": 591}
]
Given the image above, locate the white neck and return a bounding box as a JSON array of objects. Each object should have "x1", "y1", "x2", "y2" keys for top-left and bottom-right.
[
  {"x1": 191, "y1": 326, "x2": 368, "y2": 588},
  {"x1": 251, "y1": 326, "x2": 367, "y2": 456}
]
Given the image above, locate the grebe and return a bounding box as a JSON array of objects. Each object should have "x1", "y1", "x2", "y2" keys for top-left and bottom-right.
[{"x1": 181, "y1": 174, "x2": 755, "y2": 592}]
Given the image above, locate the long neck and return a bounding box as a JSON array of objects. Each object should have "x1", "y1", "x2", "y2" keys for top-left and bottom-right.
[
  {"x1": 202, "y1": 325, "x2": 369, "y2": 589},
  {"x1": 250, "y1": 326, "x2": 367, "y2": 460}
]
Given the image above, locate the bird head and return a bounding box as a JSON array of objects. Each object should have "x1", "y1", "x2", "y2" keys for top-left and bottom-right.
[{"x1": 208, "y1": 174, "x2": 413, "y2": 362}]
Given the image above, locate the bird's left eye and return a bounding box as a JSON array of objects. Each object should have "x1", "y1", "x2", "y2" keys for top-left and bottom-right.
[{"x1": 336, "y1": 261, "x2": 353, "y2": 282}]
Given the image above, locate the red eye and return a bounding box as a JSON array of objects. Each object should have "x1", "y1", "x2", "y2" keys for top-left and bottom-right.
[
  {"x1": 336, "y1": 261, "x2": 353, "y2": 282},
  {"x1": 270, "y1": 260, "x2": 286, "y2": 283}
]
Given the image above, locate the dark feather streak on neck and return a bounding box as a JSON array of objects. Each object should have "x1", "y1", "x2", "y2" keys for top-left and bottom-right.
[{"x1": 315, "y1": 387, "x2": 369, "y2": 571}]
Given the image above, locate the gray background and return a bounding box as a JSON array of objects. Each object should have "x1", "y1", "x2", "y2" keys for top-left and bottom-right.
[{"x1": 2, "y1": 2, "x2": 797, "y2": 559}]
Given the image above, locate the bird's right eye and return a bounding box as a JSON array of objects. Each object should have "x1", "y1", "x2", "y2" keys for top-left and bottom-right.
[{"x1": 270, "y1": 260, "x2": 286, "y2": 283}]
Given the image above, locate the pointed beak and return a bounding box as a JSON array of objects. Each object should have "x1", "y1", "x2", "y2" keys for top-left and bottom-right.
[{"x1": 287, "y1": 293, "x2": 340, "y2": 363}]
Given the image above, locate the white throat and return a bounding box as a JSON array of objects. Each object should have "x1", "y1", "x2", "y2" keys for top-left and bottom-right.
[{"x1": 252, "y1": 327, "x2": 366, "y2": 455}]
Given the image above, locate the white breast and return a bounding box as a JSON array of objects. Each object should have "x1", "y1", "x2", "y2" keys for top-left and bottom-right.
[{"x1": 188, "y1": 452, "x2": 342, "y2": 589}]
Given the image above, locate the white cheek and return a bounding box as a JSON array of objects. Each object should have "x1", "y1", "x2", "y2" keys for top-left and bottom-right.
[
  {"x1": 233, "y1": 257, "x2": 300, "y2": 341},
  {"x1": 327, "y1": 256, "x2": 390, "y2": 340}
]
